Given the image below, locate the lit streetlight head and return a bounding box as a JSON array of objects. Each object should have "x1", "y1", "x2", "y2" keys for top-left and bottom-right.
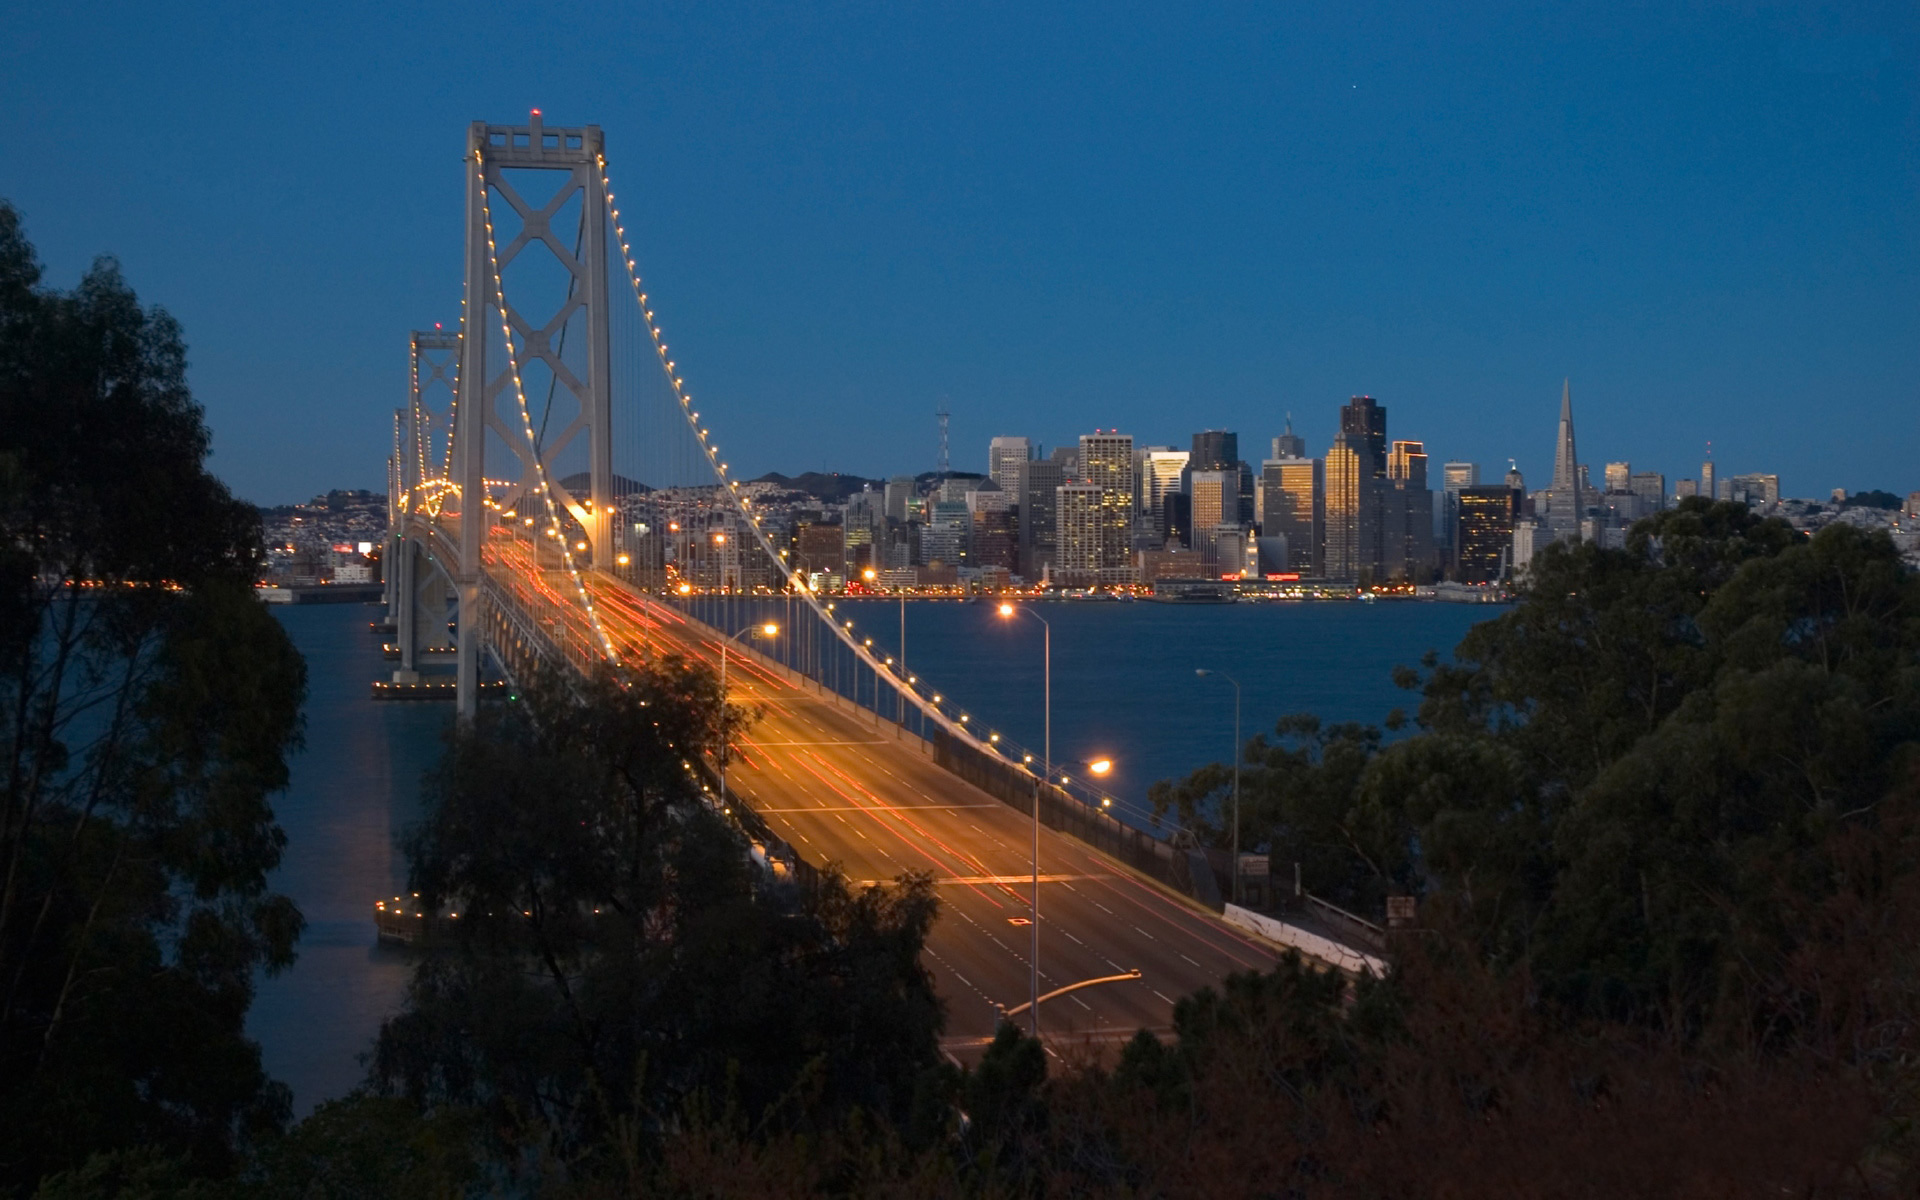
[
  {"x1": 761, "y1": 622, "x2": 779, "y2": 637},
  {"x1": 1195, "y1": 668, "x2": 1213, "y2": 677},
  {"x1": 863, "y1": 568, "x2": 876, "y2": 581},
  {"x1": 1088, "y1": 758, "x2": 1113, "y2": 776},
  {"x1": 997, "y1": 603, "x2": 1014, "y2": 617}
]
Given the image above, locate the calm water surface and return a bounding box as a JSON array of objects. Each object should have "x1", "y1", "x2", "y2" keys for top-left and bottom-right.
[{"x1": 248, "y1": 597, "x2": 1502, "y2": 1113}]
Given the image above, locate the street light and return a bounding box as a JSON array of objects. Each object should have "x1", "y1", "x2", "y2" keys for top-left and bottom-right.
[
  {"x1": 719, "y1": 622, "x2": 780, "y2": 802},
  {"x1": 997, "y1": 601, "x2": 1049, "y2": 1037},
  {"x1": 1196, "y1": 668, "x2": 1243, "y2": 906}
]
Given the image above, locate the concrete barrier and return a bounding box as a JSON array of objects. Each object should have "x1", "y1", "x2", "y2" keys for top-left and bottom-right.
[{"x1": 1222, "y1": 904, "x2": 1389, "y2": 977}]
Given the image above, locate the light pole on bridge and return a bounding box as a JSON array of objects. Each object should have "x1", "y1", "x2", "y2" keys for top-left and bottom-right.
[{"x1": 719, "y1": 622, "x2": 779, "y2": 803}]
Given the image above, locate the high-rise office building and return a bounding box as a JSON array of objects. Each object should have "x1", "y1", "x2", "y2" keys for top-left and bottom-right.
[
  {"x1": 1162, "y1": 492, "x2": 1192, "y2": 549},
  {"x1": 1013, "y1": 458, "x2": 1064, "y2": 578},
  {"x1": 1676, "y1": 478, "x2": 1699, "y2": 500},
  {"x1": 1135, "y1": 446, "x2": 1188, "y2": 544},
  {"x1": 1190, "y1": 430, "x2": 1239, "y2": 472},
  {"x1": 967, "y1": 483, "x2": 1016, "y2": 572},
  {"x1": 1050, "y1": 445, "x2": 1080, "y2": 478},
  {"x1": 921, "y1": 498, "x2": 970, "y2": 567},
  {"x1": 1604, "y1": 461, "x2": 1631, "y2": 493},
  {"x1": 1440, "y1": 461, "x2": 1478, "y2": 571},
  {"x1": 1629, "y1": 472, "x2": 1666, "y2": 512},
  {"x1": 988, "y1": 436, "x2": 1031, "y2": 494},
  {"x1": 1456, "y1": 485, "x2": 1521, "y2": 583},
  {"x1": 883, "y1": 475, "x2": 914, "y2": 523},
  {"x1": 1382, "y1": 440, "x2": 1434, "y2": 579},
  {"x1": 1271, "y1": 416, "x2": 1306, "y2": 461},
  {"x1": 1054, "y1": 483, "x2": 1103, "y2": 578},
  {"x1": 1324, "y1": 431, "x2": 1381, "y2": 583},
  {"x1": 1442, "y1": 462, "x2": 1479, "y2": 493},
  {"x1": 1339, "y1": 396, "x2": 1387, "y2": 465},
  {"x1": 1188, "y1": 468, "x2": 1237, "y2": 541},
  {"x1": 1260, "y1": 457, "x2": 1324, "y2": 575},
  {"x1": 1700, "y1": 458, "x2": 1716, "y2": 504},
  {"x1": 1079, "y1": 431, "x2": 1136, "y2": 574}
]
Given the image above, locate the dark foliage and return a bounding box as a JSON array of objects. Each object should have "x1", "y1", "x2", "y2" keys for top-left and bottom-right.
[
  {"x1": 0, "y1": 202, "x2": 307, "y2": 1193},
  {"x1": 368, "y1": 663, "x2": 946, "y2": 1186}
]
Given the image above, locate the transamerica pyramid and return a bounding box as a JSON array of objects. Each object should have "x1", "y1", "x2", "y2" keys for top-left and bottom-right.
[{"x1": 1551, "y1": 378, "x2": 1580, "y2": 493}]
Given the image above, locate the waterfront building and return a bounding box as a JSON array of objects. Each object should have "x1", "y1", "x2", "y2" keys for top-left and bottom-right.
[
  {"x1": 1511, "y1": 517, "x2": 1546, "y2": 576},
  {"x1": 1457, "y1": 484, "x2": 1521, "y2": 583},
  {"x1": 966, "y1": 482, "x2": 1016, "y2": 572},
  {"x1": 988, "y1": 436, "x2": 1031, "y2": 494},
  {"x1": 1208, "y1": 523, "x2": 1254, "y2": 578},
  {"x1": 794, "y1": 521, "x2": 845, "y2": 580}
]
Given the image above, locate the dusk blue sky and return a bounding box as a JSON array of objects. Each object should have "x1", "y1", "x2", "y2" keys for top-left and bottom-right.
[{"x1": 2, "y1": 2, "x2": 1914, "y2": 505}]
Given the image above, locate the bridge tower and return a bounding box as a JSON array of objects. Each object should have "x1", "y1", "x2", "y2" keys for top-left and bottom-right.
[{"x1": 453, "y1": 113, "x2": 614, "y2": 716}]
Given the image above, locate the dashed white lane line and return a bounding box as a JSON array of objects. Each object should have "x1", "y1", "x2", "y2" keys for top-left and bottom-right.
[
  {"x1": 1180, "y1": 953, "x2": 1201, "y2": 967},
  {"x1": 1153, "y1": 990, "x2": 1174, "y2": 1004},
  {"x1": 1133, "y1": 925, "x2": 1155, "y2": 940}
]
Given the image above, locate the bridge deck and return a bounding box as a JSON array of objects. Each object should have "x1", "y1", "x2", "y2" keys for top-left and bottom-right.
[{"x1": 571, "y1": 572, "x2": 1282, "y2": 1057}]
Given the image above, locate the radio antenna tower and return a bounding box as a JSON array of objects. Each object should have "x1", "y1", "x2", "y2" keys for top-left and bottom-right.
[{"x1": 935, "y1": 402, "x2": 950, "y2": 479}]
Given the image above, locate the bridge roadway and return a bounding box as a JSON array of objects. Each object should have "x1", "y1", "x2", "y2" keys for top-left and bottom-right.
[{"x1": 483, "y1": 548, "x2": 1281, "y2": 1056}]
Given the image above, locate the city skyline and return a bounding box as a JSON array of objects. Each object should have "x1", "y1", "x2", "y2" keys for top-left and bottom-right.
[{"x1": 3, "y1": 4, "x2": 1914, "y2": 505}]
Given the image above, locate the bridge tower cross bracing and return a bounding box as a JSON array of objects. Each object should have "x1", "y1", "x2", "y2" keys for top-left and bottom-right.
[{"x1": 455, "y1": 113, "x2": 614, "y2": 716}]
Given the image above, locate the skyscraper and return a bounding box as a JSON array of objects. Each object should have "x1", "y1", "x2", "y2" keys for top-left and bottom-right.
[
  {"x1": 1323, "y1": 430, "x2": 1380, "y2": 583},
  {"x1": 1604, "y1": 461, "x2": 1631, "y2": 493},
  {"x1": 1054, "y1": 483, "x2": 1103, "y2": 579},
  {"x1": 1188, "y1": 469, "x2": 1237, "y2": 541},
  {"x1": 988, "y1": 436, "x2": 1031, "y2": 494},
  {"x1": 1629, "y1": 472, "x2": 1666, "y2": 512},
  {"x1": 1135, "y1": 446, "x2": 1189, "y2": 543},
  {"x1": 1013, "y1": 457, "x2": 1064, "y2": 579},
  {"x1": 1271, "y1": 415, "x2": 1306, "y2": 461},
  {"x1": 1541, "y1": 379, "x2": 1586, "y2": 537},
  {"x1": 1700, "y1": 456, "x2": 1717, "y2": 503},
  {"x1": 1080, "y1": 431, "x2": 1136, "y2": 577},
  {"x1": 1260, "y1": 457, "x2": 1324, "y2": 575},
  {"x1": 1190, "y1": 430, "x2": 1239, "y2": 472},
  {"x1": 1440, "y1": 461, "x2": 1478, "y2": 571},
  {"x1": 1456, "y1": 485, "x2": 1521, "y2": 583},
  {"x1": 1340, "y1": 396, "x2": 1387, "y2": 465},
  {"x1": 1382, "y1": 440, "x2": 1434, "y2": 579}
]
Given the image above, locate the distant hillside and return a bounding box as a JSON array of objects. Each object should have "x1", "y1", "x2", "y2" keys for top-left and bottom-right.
[
  {"x1": 749, "y1": 471, "x2": 881, "y2": 502},
  {"x1": 557, "y1": 472, "x2": 652, "y2": 496}
]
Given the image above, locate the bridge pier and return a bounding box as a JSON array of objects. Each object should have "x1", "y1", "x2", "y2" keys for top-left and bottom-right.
[
  {"x1": 392, "y1": 538, "x2": 418, "y2": 682},
  {"x1": 455, "y1": 577, "x2": 481, "y2": 719}
]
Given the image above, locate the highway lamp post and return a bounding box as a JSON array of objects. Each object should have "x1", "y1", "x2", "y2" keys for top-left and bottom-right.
[
  {"x1": 719, "y1": 621, "x2": 780, "y2": 803},
  {"x1": 1195, "y1": 669, "x2": 1242, "y2": 906},
  {"x1": 996, "y1": 602, "x2": 1050, "y2": 1036}
]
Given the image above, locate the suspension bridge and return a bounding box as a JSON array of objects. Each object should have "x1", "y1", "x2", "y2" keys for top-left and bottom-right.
[{"x1": 379, "y1": 114, "x2": 1309, "y2": 1054}]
